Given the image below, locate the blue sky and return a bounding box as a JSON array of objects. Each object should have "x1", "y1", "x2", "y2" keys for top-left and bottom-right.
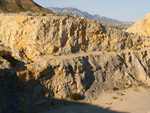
[{"x1": 33, "y1": 0, "x2": 150, "y2": 22}]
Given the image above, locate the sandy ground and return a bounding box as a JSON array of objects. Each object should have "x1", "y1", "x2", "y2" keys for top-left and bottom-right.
[{"x1": 44, "y1": 86, "x2": 150, "y2": 113}]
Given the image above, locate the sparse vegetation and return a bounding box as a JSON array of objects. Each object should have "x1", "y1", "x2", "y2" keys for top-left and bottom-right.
[
  {"x1": 120, "y1": 93, "x2": 125, "y2": 96},
  {"x1": 42, "y1": 13, "x2": 47, "y2": 16},
  {"x1": 69, "y1": 93, "x2": 80, "y2": 101},
  {"x1": 113, "y1": 96, "x2": 118, "y2": 99},
  {"x1": 106, "y1": 103, "x2": 112, "y2": 105},
  {"x1": 113, "y1": 87, "x2": 119, "y2": 91},
  {"x1": 90, "y1": 90, "x2": 95, "y2": 93}
]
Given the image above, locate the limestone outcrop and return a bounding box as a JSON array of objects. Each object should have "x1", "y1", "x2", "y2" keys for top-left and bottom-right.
[
  {"x1": 126, "y1": 13, "x2": 150, "y2": 37},
  {"x1": 0, "y1": 13, "x2": 150, "y2": 61},
  {"x1": 0, "y1": 12, "x2": 150, "y2": 112}
]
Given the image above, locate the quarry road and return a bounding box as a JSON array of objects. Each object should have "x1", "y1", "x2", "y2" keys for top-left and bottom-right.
[
  {"x1": 44, "y1": 87, "x2": 150, "y2": 113},
  {"x1": 40, "y1": 47, "x2": 149, "y2": 61}
]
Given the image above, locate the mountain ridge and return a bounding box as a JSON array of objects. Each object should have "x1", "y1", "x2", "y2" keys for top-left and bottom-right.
[
  {"x1": 0, "y1": 0, "x2": 53, "y2": 13},
  {"x1": 48, "y1": 7, "x2": 133, "y2": 28}
]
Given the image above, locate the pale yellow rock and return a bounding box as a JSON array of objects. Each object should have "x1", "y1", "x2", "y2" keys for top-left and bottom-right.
[
  {"x1": 1, "y1": 12, "x2": 150, "y2": 101},
  {"x1": 0, "y1": 13, "x2": 106, "y2": 61},
  {"x1": 126, "y1": 13, "x2": 150, "y2": 37},
  {"x1": 146, "y1": 12, "x2": 150, "y2": 19}
]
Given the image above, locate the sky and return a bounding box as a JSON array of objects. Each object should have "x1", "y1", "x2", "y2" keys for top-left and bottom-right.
[{"x1": 33, "y1": 0, "x2": 150, "y2": 22}]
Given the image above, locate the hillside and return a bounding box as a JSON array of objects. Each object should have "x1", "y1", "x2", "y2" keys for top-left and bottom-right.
[
  {"x1": 126, "y1": 13, "x2": 150, "y2": 37},
  {"x1": 48, "y1": 7, "x2": 133, "y2": 28},
  {"x1": 0, "y1": 0, "x2": 53, "y2": 13}
]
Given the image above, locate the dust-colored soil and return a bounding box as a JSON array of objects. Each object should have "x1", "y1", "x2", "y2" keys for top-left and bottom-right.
[
  {"x1": 93, "y1": 86, "x2": 150, "y2": 113},
  {"x1": 44, "y1": 87, "x2": 150, "y2": 113}
]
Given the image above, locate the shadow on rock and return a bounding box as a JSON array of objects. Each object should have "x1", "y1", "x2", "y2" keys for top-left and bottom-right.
[
  {"x1": 0, "y1": 67, "x2": 128, "y2": 113},
  {"x1": 0, "y1": 54, "x2": 127, "y2": 113}
]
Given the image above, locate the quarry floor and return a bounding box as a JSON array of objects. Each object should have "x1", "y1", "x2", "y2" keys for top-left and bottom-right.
[{"x1": 44, "y1": 86, "x2": 150, "y2": 113}]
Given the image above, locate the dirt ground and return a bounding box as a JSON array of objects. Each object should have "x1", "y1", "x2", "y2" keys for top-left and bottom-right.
[{"x1": 44, "y1": 86, "x2": 150, "y2": 113}]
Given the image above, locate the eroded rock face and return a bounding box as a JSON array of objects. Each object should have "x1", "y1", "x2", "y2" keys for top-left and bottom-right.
[
  {"x1": 126, "y1": 13, "x2": 150, "y2": 37},
  {"x1": 0, "y1": 13, "x2": 107, "y2": 61},
  {"x1": 26, "y1": 49, "x2": 150, "y2": 100},
  {"x1": 0, "y1": 13, "x2": 150, "y2": 61},
  {"x1": 0, "y1": 12, "x2": 150, "y2": 112}
]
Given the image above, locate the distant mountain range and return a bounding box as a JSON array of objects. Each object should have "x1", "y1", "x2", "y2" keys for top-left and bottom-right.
[{"x1": 48, "y1": 7, "x2": 133, "y2": 28}]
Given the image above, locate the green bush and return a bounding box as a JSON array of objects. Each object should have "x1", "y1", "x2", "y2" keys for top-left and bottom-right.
[
  {"x1": 69, "y1": 93, "x2": 80, "y2": 101},
  {"x1": 113, "y1": 87, "x2": 119, "y2": 91}
]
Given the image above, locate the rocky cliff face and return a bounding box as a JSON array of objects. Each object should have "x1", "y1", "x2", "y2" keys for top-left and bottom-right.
[
  {"x1": 126, "y1": 13, "x2": 150, "y2": 37},
  {"x1": 0, "y1": 12, "x2": 150, "y2": 112}
]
